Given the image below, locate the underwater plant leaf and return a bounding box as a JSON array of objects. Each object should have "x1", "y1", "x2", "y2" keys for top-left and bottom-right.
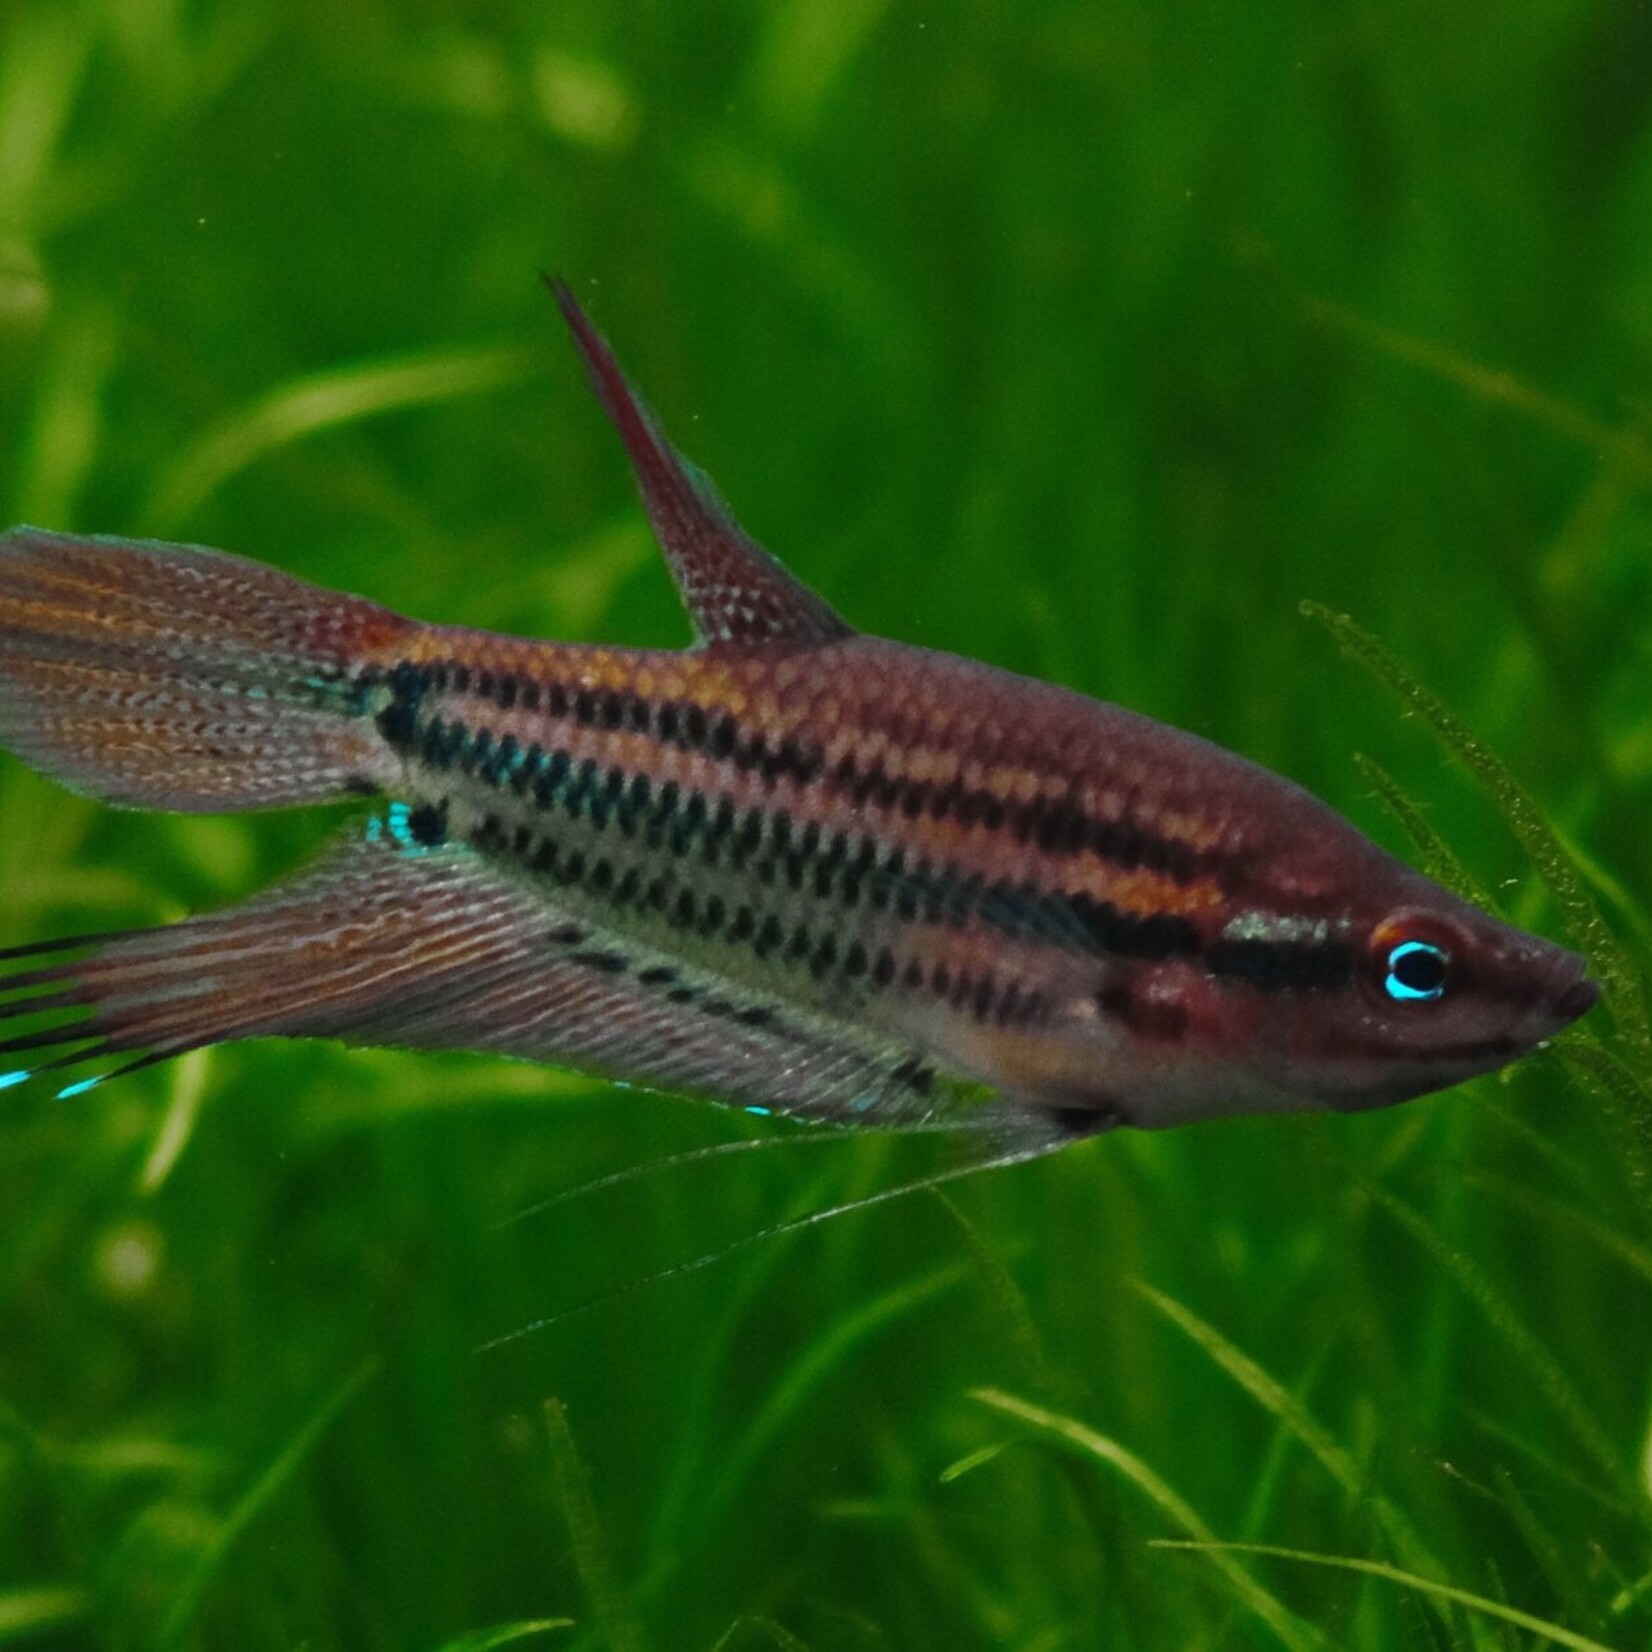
[
  {"x1": 1133, "y1": 1285, "x2": 1443, "y2": 1556},
  {"x1": 1552, "y1": 1039, "x2": 1652, "y2": 1195},
  {"x1": 431, "y1": 1621, "x2": 574, "y2": 1652},
  {"x1": 709, "y1": 1618, "x2": 813, "y2": 1652},
  {"x1": 157, "y1": 1359, "x2": 378, "y2": 1647},
  {"x1": 1488, "y1": 1463, "x2": 1611, "y2": 1641},
  {"x1": 971, "y1": 1388, "x2": 1329, "y2": 1652},
  {"x1": 1351, "y1": 753, "x2": 1493, "y2": 910},
  {"x1": 141, "y1": 342, "x2": 540, "y2": 535},
  {"x1": 932, "y1": 1189, "x2": 1054, "y2": 1399},
  {"x1": 1358, "y1": 1178, "x2": 1625, "y2": 1495},
  {"x1": 1294, "y1": 290, "x2": 1652, "y2": 481},
  {"x1": 543, "y1": 1398, "x2": 651, "y2": 1652},
  {"x1": 1150, "y1": 1540, "x2": 1618, "y2": 1652},
  {"x1": 0, "y1": 1585, "x2": 86, "y2": 1641},
  {"x1": 702, "y1": 1257, "x2": 969, "y2": 1527}
]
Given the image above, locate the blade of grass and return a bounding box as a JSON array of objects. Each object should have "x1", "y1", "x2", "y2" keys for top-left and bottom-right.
[
  {"x1": 1464, "y1": 1167, "x2": 1652, "y2": 1289},
  {"x1": 1132, "y1": 1284, "x2": 1438, "y2": 1552},
  {"x1": 704, "y1": 1259, "x2": 969, "y2": 1526},
  {"x1": 0, "y1": 1585, "x2": 85, "y2": 1641},
  {"x1": 710, "y1": 1617, "x2": 813, "y2": 1652},
  {"x1": 136, "y1": 1047, "x2": 211, "y2": 1193},
  {"x1": 432, "y1": 1621, "x2": 575, "y2": 1652},
  {"x1": 1360, "y1": 1177, "x2": 1628, "y2": 1496},
  {"x1": 0, "y1": 6, "x2": 94, "y2": 231},
  {"x1": 1150, "y1": 1540, "x2": 1617, "y2": 1652},
  {"x1": 747, "y1": 0, "x2": 889, "y2": 138},
  {"x1": 13, "y1": 299, "x2": 118, "y2": 526},
  {"x1": 1294, "y1": 292, "x2": 1652, "y2": 483},
  {"x1": 1610, "y1": 1563, "x2": 1652, "y2": 1618},
  {"x1": 1488, "y1": 1463, "x2": 1609, "y2": 1640},
  {"x1": 140, "y1": 341, "x2": 541, "y2": 535},
  {"x1": 1132, "y1": 1280, "x2": 1491, "y2": 1651},
  {"x1": 1553, "y1": 1039, "x2": 1652, "y2": 1189},
  {"x1": 1133, "y1": 1282, "x2": 1360, "y2": 1496},
  {"x1": 932, "y1": 1189, "x2": 1053, "y2": 1398},
  {"x1": 971, "y1": 1388, "x2": 1329, "y2": 1652},
  {"x1": 1462, "y1": 1407, "x2": 1634, "y2": 1519},
  {"x1": 157, "y1": 1357, "x2": 378, "y2": 1647},
  {"x1": 1351, "y1": 753, "x2": 1493, "y2": 909},
  {"x1": 543, "y1": 1398, "x2": 650, "y2": 1652}
]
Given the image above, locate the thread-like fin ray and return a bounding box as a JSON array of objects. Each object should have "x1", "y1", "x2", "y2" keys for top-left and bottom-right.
[
  {"x1": 0, "y1": 823, "x2": 984, "y2": 1129},
  {"x1": 550, "y1": 278, "x2": 853, "y2": 648},
  {"x1": 0, "y1": 527, "x2": 417, "y2": 809},
  {"x1": 480, "y1": 1124, "x2": 1069, "y2": 1347},
  {"x1": 497, "y1": 1117, "x2": 978, "y2": 1232}
]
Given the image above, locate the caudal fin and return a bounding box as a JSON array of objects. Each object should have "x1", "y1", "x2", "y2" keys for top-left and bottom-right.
[{"x1": 0, "y1": 528, "x2": 419, "y2": 811}]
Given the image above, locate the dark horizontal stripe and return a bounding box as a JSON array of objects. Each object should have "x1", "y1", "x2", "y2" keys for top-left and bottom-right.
[
  {"x1": 1205, "y1": 938, "x2": 1352, "y2": 992},
  {"x1": 369, "y1": 659, "x2": 822, "y2": 786},
  {"x1": 826, "y1": 751, "x2": 1204, "y2": 885},
  {"x1": 474, "y1": 729, "x2": 1196, "y2": 965},
  {"x1": 382, "y1": 701, "x2": 1384, "y2": 1008},
  {"x1": 366, "y1": 658, "x2": 1219, "y2": 885},
  {"x1": 474, "y1": 803, "x2": 1052, "y2": 1033},
  {"x1": 389, "y1": 696, "x2": 1205, "y2": 969}
]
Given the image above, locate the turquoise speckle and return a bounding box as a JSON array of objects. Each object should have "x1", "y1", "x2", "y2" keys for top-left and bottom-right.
[
  {"x1": 366, "y1": 802, "x2": 428, "y2": 854},
  {"x1": 744, "y1": 1104, "x2": 772, "y2": 1117},
  {"x1": 0, "y1": 1070, "x2": 31, "y2": 1092},
  {"x1": 56, "y1": 1076, "x2": 104, "y2": 1101}
]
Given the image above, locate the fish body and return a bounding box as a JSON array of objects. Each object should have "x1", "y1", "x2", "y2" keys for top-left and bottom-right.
[{"x1": 0, "y1": 286, "x2": 1596, "y2": 1144}]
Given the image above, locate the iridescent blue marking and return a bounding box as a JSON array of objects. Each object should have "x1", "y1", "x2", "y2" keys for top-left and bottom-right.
[
  {"x1": 387, "y1": 802, "x2": 415, "y2": 848},
  {"x1": 1385, "y1": 940, "x2": 1447, "y2": 1003},
  {"x1": 744, "y1": 1104, "x2": 772, "y2": 1117},
  {"x1": 0, "y1": 1070, "x2": 31, "y2": 1092},
  {"x1": 56, "y1": 1076, "x2": 104, "y2": 1100},
  {"x1": 367, "y1": 802, "x2": 427, "y2": 855}
]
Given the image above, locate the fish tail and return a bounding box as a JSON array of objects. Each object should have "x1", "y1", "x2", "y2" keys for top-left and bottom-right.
[{"x1": 0, "y1": 527, "x2": 419, "y2": 810}]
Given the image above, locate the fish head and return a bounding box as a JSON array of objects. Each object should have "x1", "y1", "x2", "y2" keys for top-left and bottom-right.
[
  {"x1": 1146, "y1": 840, "x2": 1599, "y2": 1123},
  {"x1": 1257, "y1": 889, "x2": 1595, "y2": 1112},
  {"x1": 1015, "y1": 785, "x2": 1600, "y2": 1132}
]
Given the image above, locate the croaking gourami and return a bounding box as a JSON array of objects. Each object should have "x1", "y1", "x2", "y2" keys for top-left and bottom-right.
[{"x1": 0, "y1": 284, "x2": 1597, "y2": 1146}]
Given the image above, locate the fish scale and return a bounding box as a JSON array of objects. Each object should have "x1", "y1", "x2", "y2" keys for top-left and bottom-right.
[{"x1": 0, "y1": 281, "x2": 1597, "y2": 1140}]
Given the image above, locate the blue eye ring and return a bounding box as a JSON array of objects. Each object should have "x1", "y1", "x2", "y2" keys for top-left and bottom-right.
[{"x1": 1385, "y1": 939, "x2": 1448, "y2": 1003}]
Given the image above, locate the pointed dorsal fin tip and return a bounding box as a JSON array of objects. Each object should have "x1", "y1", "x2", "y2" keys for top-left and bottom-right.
[{"x1": 547, "y1": 277, "x2": 854, "y2": 649}]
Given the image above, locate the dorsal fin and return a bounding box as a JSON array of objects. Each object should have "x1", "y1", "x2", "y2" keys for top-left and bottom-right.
[{"x1": 550, "y1": 279, "x2": 853, "y2": 648}]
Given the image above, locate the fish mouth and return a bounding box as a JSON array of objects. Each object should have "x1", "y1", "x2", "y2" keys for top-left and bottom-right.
[
  {"x1": 1539, "y1": 949, "x2": 1598, "y2": 1034},
  {"x1": 1551, "y1": 971, "x2": 1599, "y2": 1025}
]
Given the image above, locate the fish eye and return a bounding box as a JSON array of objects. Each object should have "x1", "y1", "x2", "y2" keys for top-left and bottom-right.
[{"x1": 1384, "y1": 939, "x2": 1448, "y2": 1003}]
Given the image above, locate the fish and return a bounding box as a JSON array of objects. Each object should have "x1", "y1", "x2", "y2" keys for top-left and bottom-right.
[{"x1": 0, "y1": 281, "x2": 1598, "y2": 1150}]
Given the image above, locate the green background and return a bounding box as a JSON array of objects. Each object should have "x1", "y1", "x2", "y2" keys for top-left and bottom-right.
[{"x1": 1, "y1": 2, "x2": 1649, "y2": 1648}]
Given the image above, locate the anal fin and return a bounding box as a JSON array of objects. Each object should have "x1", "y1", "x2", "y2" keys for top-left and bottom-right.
[{"x1": 0, "y1": 822, "x2": 961, "y2": 1129}]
